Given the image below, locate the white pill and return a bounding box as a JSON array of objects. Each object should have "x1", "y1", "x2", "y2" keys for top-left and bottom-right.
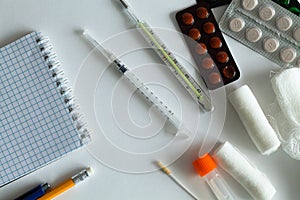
[
  {"x1": 259, "y1": 5, "x2": 275, "y2": 21},
  {"x1": 246, "y1": 27, "x2": 262, "y2": 42},
  {"x1": 263, "y1": 38, "x2": 279, "y2": 53},
  {"x1": 242, "y1": 0, "x2": 258, "y2": 11},
  {"x1": 280, "y1": 47, "x2": 297, "y2": 63},
  {"x1": 293, "y1": 27, "x2": 300, "y2": 42},
  {"x1": 229, "y1": 17, "x2": 245, "y2": 32},
  {"x1": 276, "y1": 16, "x2": 293, "y2": 31}
]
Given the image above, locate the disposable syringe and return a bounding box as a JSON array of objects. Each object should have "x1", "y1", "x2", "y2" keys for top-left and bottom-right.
[
  {"x1": 119, "y1": 0, "x2": 213, "y2": 112},
  {"x1": 82, "y1": 30, "x2": 190, "y2": 138}
]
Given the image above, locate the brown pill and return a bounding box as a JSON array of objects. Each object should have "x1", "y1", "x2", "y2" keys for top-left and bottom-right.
[
  {"x1": 209, "y1": 72, "x2": 222, "y2": 84},
  {"x1": 189, "y1": 28, "x2": 201, "y2": 40},
  {"x1": 223, "y1": 66, "x2": 236, "y2": 79},
  {"x1": 201, "y1": 57, "x2": 214, "y2": 70},
  {"x1": 182, "y1": 13, "x2": 194, "y2": 25},
  {"x1": 203, "y1": 22, "x2": 215, "y2": 34},
  {"x1": 210, "y1": 37, "x2": 222, "y2": 49},
  {"x1": 216, "y1": 51, "x2": 229, "y2": 63},
  {"x1": 196, "y1": 7, "x2": 209, "y2": 19},
  {"x1": 195, "y1": 43, "x2": 207, "y2": 55}
]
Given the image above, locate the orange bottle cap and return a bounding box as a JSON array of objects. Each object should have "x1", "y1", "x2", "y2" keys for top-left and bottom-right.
[{"x1": 193, "y1": 153, "x2": 217, "y2": 177}]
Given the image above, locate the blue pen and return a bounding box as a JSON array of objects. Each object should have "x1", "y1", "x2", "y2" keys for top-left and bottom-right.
[{"x1": 15, "y1": 183, "x2": 50, "y2": 200}]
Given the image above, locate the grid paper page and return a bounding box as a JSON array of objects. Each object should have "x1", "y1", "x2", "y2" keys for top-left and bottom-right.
[{"x1": 0, "y1": 32, "x2": 85, "y2": 187}]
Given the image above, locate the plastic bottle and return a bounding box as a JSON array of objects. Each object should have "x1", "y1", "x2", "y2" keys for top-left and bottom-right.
[{"x1": 193, "y1": 153, "x2": 235, "y2": 200}]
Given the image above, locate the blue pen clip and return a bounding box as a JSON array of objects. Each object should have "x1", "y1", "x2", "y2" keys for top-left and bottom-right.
[{"x1": 15, "y1": 183, "x2": 50, "y2": 200}]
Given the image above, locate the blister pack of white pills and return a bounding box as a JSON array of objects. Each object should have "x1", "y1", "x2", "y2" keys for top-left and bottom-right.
[{"x1": 219, "y1": 0, "x2": 300, "y2": 67}]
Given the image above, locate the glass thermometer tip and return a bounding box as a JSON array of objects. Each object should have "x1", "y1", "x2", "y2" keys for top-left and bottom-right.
[{"x1": 119, "y1": 0, "x2": 140, "y2": 23}]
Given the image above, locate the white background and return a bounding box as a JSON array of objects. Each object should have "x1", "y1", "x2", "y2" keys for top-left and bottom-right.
[{"x1": 0, "y1": 0, "x2": 299, "y2": 199}]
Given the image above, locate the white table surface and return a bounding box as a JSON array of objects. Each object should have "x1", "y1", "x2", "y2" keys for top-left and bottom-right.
[{"x1": 0, "y1": 0, "x2": 299, "y2": 199}]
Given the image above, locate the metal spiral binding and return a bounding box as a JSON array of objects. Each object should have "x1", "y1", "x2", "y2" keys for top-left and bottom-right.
[{"x1": 36, "y1": 35, "x2": 91, "y2": 145}]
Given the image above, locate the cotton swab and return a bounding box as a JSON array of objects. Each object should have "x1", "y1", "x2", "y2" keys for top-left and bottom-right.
[{"x1": 156, "y1": 161, "x2": 198, "y2": 200}]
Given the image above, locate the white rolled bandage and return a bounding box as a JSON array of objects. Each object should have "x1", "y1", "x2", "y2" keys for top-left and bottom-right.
[
  {"x1": 228, "y1": 85, "x2": 280, "y2": 155},
  {"x1": 213, "y1": 142, "x2": 276, "y2": 200}
]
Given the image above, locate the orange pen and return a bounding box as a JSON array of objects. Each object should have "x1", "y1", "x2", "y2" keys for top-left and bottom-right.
[{"x1": 38, "y1": 168, "x2": 93, "y2": 200}]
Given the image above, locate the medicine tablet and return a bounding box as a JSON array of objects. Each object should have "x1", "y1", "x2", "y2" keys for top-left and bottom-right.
[
  {"x1": 189, "y1": 28, "x2": 201, "y2": 40},
  {"x1": 229, "y1": 17, "x2": 245, "y2": 32},
  {"x1": 195, "y1": 43, "x2": 207, "y2": 55},
  {"x1": 293, "y1": 27, "x2": 300, "y2": 42},
  {"x1": 276, "y1": 16, "x2": 293, "y2": 31},
  {"x1": 216, "y1": 51, "x2": 229, "y2": 63},
  {"x1": 259, "y1": 5, "x2": 275, "y2": 21},
  {"x1": 182, "y1": 13, "x2": 194, "y2": 25},
  {"x1": 242, "y1": 0, "x2": 258, "y2": 11},
  {"x1": 203, "y1": 22, "x2": 215, "y2": 34},
  {"x1": 196, "y1": 7, "x2": 209, "y2": 19},
  {"x1": 202, "y1": 57, "x2": 214, "y2": 69},
  {"x1": 246, "y1": 27, "x2": 262, "y2": 42},
  {"x1": 280, "y1": 47, "x2": 297, "y2": 63},
  {"x1": 209, "y1": 72, "x2": 221, "y2": 84},
  {"x1": 210, "y1": 37, "x2": 222, "y2": 49},
  {"x1": 263, "y1": 38, "x2": 279, "y2": 53},
  {"x1": 223, "y1": 66, "x2": 236, "y2": 79}
]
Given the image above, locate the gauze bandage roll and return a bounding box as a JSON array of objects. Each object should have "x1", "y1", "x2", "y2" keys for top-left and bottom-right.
[
  {"x1": 213, "y1": 142, "x2": 276, "y2": 200},
  {"x1": 271, "y1": 67, "x2": 300, "y2": 127},
  {"x1": 270, "y1": 67, "x2": 300, "y2": 160},
  {"x1": 228, "y1": 85, "x2": 281, "y2": 155}
]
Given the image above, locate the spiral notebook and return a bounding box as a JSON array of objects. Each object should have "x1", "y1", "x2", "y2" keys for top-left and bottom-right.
[{"x1": 0, "y1": 32, "x2": 91, "y2": 187}]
